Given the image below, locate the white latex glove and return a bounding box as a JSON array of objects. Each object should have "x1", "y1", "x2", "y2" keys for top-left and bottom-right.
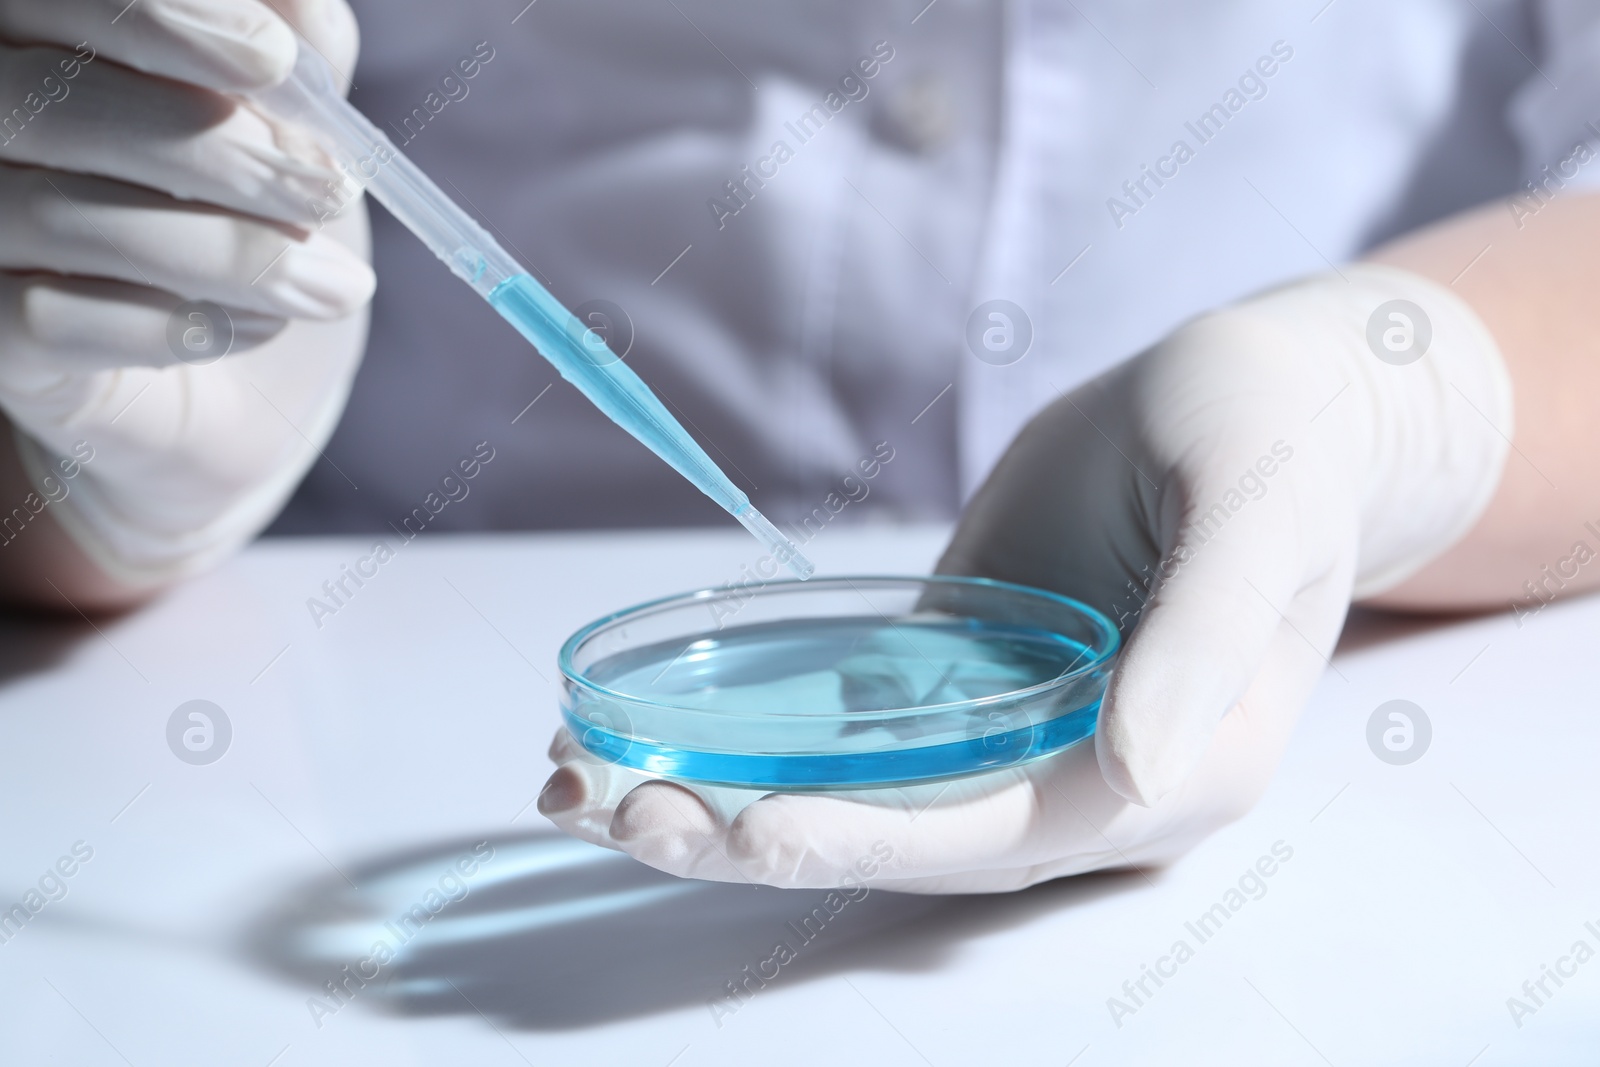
[
  {"x1": 539, "y1": 263, "x2": 1513, "y2": 893},
  {"x1": 0, "y1": 0, "x2": 373, "y2": 587}
]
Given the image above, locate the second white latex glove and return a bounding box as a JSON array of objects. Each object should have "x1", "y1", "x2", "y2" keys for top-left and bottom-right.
[
  {"x1": 539, "y1": 263, "x2": 1513, "y2": 893},
  {"x1": 0, "y1": 0, "x2": 372, "y2": 588}
]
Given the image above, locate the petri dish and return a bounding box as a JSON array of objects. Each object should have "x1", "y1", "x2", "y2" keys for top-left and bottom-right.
[{"x1": 558, "y1": 575, "x2": 1120, "y2": 790}]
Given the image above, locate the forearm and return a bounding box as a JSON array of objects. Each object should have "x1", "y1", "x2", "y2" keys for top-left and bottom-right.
[
  {"x1": 1362, "y1": 191, "x2": 1600, "y2": 611},
  {"x1": 0, "y1": 415, "x2": 149, "y2": 614}
]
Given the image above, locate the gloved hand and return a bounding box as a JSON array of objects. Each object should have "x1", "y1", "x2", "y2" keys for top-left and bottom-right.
[
  {"x1": 539, "y1": 263, "x2": 1513, "y2": 893},
  {"x1": 0, "y1": 0, "x2": 372, "y2": 587}
]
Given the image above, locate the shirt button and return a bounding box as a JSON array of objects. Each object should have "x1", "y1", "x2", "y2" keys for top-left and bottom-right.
[{"x1": 874, "y1": 73, "x2": 957, "y2": 154}]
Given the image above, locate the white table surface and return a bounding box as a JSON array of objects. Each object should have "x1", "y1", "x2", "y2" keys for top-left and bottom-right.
[{"x1": 1, "y1": 524, "x2": 1595, "y2": 1066}]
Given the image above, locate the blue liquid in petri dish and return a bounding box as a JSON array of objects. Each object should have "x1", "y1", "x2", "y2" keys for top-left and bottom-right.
[{"x1": 562, "y1": 603, "x2": 1114, "y2": 789}]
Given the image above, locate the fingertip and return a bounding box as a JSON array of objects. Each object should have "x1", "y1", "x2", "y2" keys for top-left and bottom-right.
[
  {"x1": 149, "y1": 0, "x2": 300, "y2": 91},
  {"x1": 1095, "y1": 666, "x2": 1211, "y2": 808},
  {"x1": 724, "y1": 794, "x2": 788, "y2": 864},
  {"x1": 537, "y1": 759, "x2": 655, "y2": 849},
  {"x1": 1094, "y1": 728, "x2": 1161, "y2": 807},
  {"x1": 606, "y1": 781, "x2": 732, "y2": 877},
  {"x1": 726, "y1": 794, "x2": 862, "y2": 887},
  {"x1": 282, "y1": 0, "x2": 361, "y2": 90},
  {"x1": 725, "y1": 796, "x2": 806, "y2": 884},
  {"x1": 260, "y1": 233, "x2": 374, "y2": 320},
  {"x1": 610, "y1": 780, "x2": 717, "y2": 843},
  {"x1": 536, "y1": 764, "x2": 586, "y2": 817}
]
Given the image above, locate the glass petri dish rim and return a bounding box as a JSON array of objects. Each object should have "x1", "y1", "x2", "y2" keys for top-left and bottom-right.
[{"x1": 558, "y1": 574, "x2": 1122, "y2": 723}]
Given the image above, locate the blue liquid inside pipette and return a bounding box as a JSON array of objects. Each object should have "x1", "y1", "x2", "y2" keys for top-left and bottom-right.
[
  {"x1": 258, "y1": 48, "x2": 808, "y2": 574},
  {"x1": 487, "y1": 273, "x2": 813, "y2": 579}
]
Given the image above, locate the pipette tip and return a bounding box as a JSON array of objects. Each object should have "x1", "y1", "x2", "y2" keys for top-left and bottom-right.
[{"x1": 733, "y1": 505, "x2": 815, "y2": 580}]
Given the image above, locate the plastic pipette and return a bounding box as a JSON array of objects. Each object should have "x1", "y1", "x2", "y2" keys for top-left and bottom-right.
[{"x1": 257, "y1": 46, "x2": 813, "y2": 579}]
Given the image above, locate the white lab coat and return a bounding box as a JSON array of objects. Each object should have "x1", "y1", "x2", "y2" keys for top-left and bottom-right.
[{"x1": 272, "y1": 0, "x2": 1600, "y2": 537}]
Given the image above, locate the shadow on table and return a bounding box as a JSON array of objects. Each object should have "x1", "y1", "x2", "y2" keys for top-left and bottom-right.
[
  {"x1": 242, "y1": 829, "x2": 1148, "y2": 1030},
  {"x1": 0, "y1": 610, "x2": 94, "y2": 689},
  {"x1": 1335, "y1": 605, "x2": 1486, "y2": 657}
]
